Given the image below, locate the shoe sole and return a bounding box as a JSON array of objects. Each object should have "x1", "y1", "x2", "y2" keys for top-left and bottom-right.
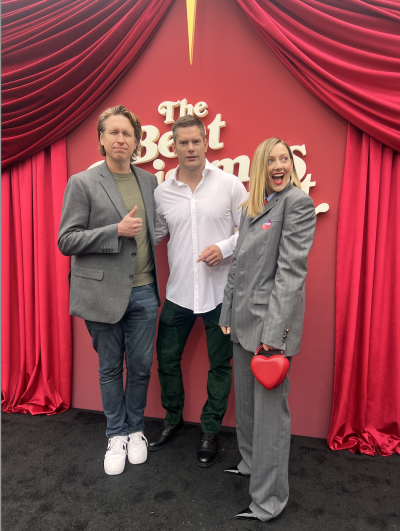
[
  {"x1": 128, "y1": 453, "x2": 147, "y2": 464},
  {"x1": 104, "y1": 462, "x2": 126, "y2": 475},
  {"x1": 197, "y1": 453, "x2": 218, "y2": 468},
  {"x1": 148, "y1": 426, "x2": 185, "y2": 452},
  {"x1": 224, "y1": 470, "x2": 250, "y2": 477}
]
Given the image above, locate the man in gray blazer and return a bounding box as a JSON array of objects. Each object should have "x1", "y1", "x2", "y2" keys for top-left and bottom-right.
[{"x1": 58, "y1": 105, "x2": 160, "y2": 475}]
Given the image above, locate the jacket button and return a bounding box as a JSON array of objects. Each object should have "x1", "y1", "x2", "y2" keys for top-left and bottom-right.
[
  {"x1": 110, "y1": 249, "x2": 113, "y2": 252},
  {"x1": 132, "y1": 252, "x2": 136, "y2": 257},
  {"x1": 129, "y1": 275, "x2": 133, "y2": 280}
]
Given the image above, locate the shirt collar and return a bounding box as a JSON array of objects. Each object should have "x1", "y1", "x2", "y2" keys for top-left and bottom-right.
[
  {"x1": 203, "y1": 159, "x2": 218, "y2": 173},
  {"x1": 266, "y1": 192, "x2": 276, "y2": 202}
]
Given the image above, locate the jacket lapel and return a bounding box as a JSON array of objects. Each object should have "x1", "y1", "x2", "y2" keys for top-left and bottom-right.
[
  {"x1": 98, "y1": 162, "x2": 128, "y2": 219},
  {"x1": 250, "y1": 183, "x2": 292, "y2": 225}
]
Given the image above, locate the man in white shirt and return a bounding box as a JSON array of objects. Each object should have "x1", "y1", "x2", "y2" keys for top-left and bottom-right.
[{"x1": 148, "y1": 115, "x2": 248, "y2": 467}]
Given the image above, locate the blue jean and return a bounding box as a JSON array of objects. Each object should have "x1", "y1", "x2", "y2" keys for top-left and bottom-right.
[{"x1": 85, "y1": 283, "x2": 158, "y2": 438}]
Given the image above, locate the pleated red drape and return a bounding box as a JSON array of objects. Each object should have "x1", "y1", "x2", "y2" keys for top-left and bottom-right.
[
  {"x1": 329, "y1": 125, "x2": 400, "y2": 455},
  {"x1": 1, "y1": 0, "x2": 175, "y2": 168},
  {"x1": 1, "y1": 138, "x2": 72, "y2": 414},
  {"x1": 236, "y1": 0, "x2": 400, "y2": 152}
]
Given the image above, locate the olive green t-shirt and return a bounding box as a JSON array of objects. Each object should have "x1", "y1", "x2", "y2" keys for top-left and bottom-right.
[{"x1": 112, "y1": 171, "x2": 154, "y2": 287}]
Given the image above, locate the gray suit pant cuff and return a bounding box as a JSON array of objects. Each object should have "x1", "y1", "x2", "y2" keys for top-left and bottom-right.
[{"x1": 233, "y1": 342, "x2": 292, "y2": 522}]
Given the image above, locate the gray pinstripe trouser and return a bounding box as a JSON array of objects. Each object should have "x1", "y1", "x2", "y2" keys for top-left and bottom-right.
[{"x1": 233, "y1": 342, "x2": 292, "y2": 522}]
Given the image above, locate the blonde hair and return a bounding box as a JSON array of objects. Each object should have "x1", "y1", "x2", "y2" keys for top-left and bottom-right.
[
  {"x1": 97, "y1": 105, "x2": 142, "y2": 161},
  {"x1": 241, "y1": 138, "x2": 301, "y2": 218}
]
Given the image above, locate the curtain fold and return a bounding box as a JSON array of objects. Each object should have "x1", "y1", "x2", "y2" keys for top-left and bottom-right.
[
  {"x1": 1, "y1": 0, "x2": 175, "y2": 168},
  {"x1": 1, "y1": 138, "x2": 72, "y2": 415},
  {"x1": 235, "y1": 0, "x2": 400, "y2": 152},
  {"x1": 328, "y1": 124, "x2": 400, "y2": 455}
]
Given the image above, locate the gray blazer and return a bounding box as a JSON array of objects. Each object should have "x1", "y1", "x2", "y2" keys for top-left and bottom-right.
[
  {"x1": 58, "y1": 161, "x2": 160, "y2": 324},
  {"x1": 219, "y1": 184, "x2": 316, "y2": 356}
]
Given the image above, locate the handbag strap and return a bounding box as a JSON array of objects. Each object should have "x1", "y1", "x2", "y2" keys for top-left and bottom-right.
[{"x1": 254, "y1": 345, "x2": 284, "y2": 356}]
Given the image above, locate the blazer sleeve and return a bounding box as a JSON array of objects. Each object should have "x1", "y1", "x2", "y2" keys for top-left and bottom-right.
[
  {"x1": 58, "y1": 175, "x2": 120, "y2": 256},
  {"x1": 219, "y1": 209, "x2": 246, "y2": 327},
  {"x1": 261, "y1": 193, "x2": 316, "y2": 350}
]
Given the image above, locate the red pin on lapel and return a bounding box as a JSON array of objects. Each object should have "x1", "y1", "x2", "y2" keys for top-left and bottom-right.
[{"x1": 262, "y1": 219, "x2": 272, "y2": 231}]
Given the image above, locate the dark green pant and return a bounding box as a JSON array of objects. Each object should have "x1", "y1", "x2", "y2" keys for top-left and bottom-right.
[{"x1": 156, "y1": 299, "x2": 233, "y2": 434}]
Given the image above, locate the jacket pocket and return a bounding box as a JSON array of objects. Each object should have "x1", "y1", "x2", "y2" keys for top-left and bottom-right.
[
  {"x1": 253, "y1": 291, "x2": 270, "y2": 305},
  {"x1": 73, "y1": 266, "x2": 104, "y2": 281}
]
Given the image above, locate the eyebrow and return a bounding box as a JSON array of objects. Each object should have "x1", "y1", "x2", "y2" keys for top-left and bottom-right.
[{"x1": 108, "y1": 128, "x2": 132, "y2": 133}]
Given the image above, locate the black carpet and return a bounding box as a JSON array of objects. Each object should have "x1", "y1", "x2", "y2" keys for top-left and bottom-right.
[{"x1": 2, "y1": 409, "x2": 399, "y2": 531}]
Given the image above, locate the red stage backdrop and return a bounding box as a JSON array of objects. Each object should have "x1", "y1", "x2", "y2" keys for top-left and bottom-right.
[
  {"x1": 3, "y1": 0, "x2": 399, "y2": 452},
  {"x1": 67, "y1": 0, "x2": 346, "y2": 438}
]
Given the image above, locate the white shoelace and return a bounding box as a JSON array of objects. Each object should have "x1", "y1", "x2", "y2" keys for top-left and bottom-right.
[
  {"x1": 129, "y1": 432, "x2": 148, "y2": 447},
  {"x1": 107, "y1": 436, "x2": 127, "y2": 454}
]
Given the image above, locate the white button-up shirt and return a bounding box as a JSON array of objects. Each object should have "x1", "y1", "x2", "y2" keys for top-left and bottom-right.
[{"x1": 154, "y1": 160, "x2": 248, "y2": 313}]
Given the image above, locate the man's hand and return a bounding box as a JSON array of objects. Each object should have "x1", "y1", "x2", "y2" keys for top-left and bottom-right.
[
  {"x1": 197, "y1": 244, "x2": 223, "y2": 267},
  {"x1": 118, "y1": 206, "x2": 142, "y2": 238},
  {"x1": 220, "y1": 326, "x2": 231, "y2": 335},
  {"x1": 263, "y1": 344, "x2": 278, "y2": 351}
]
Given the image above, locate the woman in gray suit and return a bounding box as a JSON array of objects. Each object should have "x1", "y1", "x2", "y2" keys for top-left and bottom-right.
[{"x1": 219, "y1": 137, "x2": 316, "y2": 522}]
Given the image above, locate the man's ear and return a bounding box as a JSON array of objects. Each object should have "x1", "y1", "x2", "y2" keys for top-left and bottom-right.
[
  {"x1": 100, "y1": 132, "x2": 104, "y2": 146},
  {"x1": 204, "y1": 137, "x2": 209, "y2": 152},
  {"x1": 172, "y1": 142, "x2": 177, "y2": 156}
]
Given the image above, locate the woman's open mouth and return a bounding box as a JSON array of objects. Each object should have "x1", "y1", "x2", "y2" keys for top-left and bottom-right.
[{"x1": 272, "y1": 173, "x2": 284, "y2": 185}]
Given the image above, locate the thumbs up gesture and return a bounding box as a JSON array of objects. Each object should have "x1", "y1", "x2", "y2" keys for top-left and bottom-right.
[{"x1": 117, "y1": 206, "x2": 143, "y2": 237}]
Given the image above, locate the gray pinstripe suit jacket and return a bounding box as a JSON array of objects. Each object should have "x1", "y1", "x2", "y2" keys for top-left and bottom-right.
[
  {"x1": 58, "y1": 161, "x2": 160, "y2": 324},
  {"x1": 219, "y1": 183, "x2": 316, "y2": 355}
]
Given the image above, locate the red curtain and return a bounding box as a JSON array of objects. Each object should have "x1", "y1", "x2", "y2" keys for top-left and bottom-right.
[
  {"x1": 328, "y1": 125, "x2": 400, "y2": 455},
  {"x1": 1, "y1": 0, "x2": 175, "y2": 168},
  {"x1": 236, "y1": 0, "x2": 400, "y2": 152},
  {"x1": 1, "y1": 138, "x2": 72, "y2": 415}
]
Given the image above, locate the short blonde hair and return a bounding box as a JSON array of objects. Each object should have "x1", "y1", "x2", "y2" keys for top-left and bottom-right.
[
  {"x1": 241, "y1": 138, "x2": 301, "y2": 218},
  {"x1": 97, "y1": 105, "x2": 142, "y2": 161}
]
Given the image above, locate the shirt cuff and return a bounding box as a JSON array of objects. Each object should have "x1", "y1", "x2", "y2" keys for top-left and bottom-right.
[{"x1": 215, "y1": 239, "x2": 233, "y2": 259}]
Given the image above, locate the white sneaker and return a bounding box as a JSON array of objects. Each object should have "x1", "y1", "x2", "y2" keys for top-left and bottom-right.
[
  {"x1": 104, "y1": 435, "x2": 128, "y2": 475},
  {"x1": 128, "y1": 431, "x2": 148, "y2": 464}
]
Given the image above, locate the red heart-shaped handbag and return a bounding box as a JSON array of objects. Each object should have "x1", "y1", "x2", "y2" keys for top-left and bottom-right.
[{"x1": 250, "y1": 346, "x2": 289, "y2": 390}]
